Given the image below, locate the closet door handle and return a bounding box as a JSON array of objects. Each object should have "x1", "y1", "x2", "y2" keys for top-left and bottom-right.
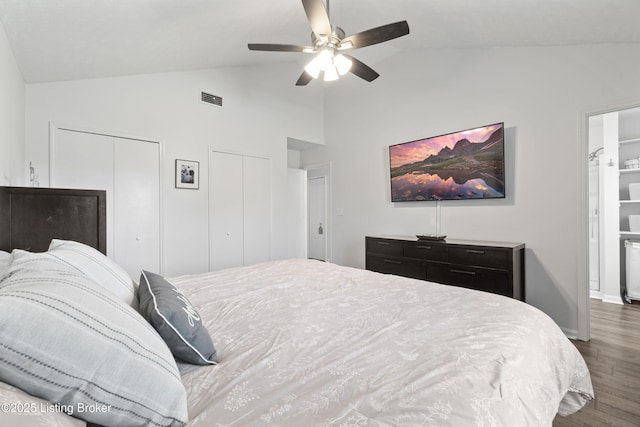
[
  {"x1": 417, "y1": 245, "x2": 432, "y2": 250},
  {"x1": 383, "y1": 259, "x2": 401, "y2": 265},
  {"x1": 377, "y1": 241, "x2": 390, "y2": 246}
]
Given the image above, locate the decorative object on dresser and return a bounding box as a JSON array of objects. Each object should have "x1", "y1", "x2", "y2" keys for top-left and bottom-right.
[{"x1": 366, "y1": 235, "x2": 525, "y2": 300}]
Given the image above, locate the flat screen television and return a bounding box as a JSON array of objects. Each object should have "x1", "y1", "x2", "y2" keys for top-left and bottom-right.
[{"x1": 389, "y1": 122, "x2": 505, "y2": 202}]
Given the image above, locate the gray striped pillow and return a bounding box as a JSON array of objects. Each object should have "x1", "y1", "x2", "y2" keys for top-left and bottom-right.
[
  {"x1": 0, "y1": 250, "x2": 188, "y2": 427},
  {"x1": 48, "y1": 239, "x2": 138, "y2": 308}
]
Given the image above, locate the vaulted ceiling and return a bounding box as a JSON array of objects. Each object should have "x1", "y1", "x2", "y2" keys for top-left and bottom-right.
[{"x1": 1, "y1": 0, "x2": 639, "y2": 83}]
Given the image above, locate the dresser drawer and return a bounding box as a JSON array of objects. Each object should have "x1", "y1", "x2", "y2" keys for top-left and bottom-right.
[
  {"x1": 366, "y1": 254, "x2": 426, "y2": 280},
  {"x1": 427, "y1": 264, "x2": 511, "y2": 297},
  {"x1": 404, "y1": 242, "x2": 447, "y2": 262},
  {"x1": 366, "y1": 237, "x2": 404, "y2": 257},
  {"x1": 448, "y1": 246, "x2": 509, "y2": 269}
]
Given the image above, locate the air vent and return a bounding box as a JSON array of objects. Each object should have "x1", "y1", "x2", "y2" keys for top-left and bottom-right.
[{"x1": 201, "y1": 91, "x2": 222, "y2": 107}]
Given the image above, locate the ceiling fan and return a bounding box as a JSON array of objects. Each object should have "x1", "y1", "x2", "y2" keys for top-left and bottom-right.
[{"x1": 248, "y1": 0, "x2": 409, "y2": 86}]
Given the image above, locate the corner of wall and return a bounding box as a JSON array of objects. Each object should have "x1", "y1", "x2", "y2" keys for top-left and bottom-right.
[{"x1": 0, "y1": 18, "x2": 26, "y2": 185}]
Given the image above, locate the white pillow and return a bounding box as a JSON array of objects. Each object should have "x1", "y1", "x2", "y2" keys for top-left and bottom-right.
[
  {"x1": 48, "y1": 239, "x2": 138, "y2": 307},
  {"x1": 0, "y1": 250, "x2": 188, "y2": 427}
]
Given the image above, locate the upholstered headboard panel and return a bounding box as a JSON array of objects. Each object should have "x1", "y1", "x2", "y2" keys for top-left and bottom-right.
[{"x1": 0, "y1": 186, "x2": 106, "y2": 254}]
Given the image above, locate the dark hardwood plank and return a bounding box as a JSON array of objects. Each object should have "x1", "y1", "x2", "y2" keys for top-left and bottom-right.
[{"x1": 553, "y1": 299, "x2": 640, "y2": 426}]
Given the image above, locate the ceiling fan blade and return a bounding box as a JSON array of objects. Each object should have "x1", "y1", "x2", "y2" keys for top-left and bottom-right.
[
  {"x1": 340, "y1": 21, "x2": 409, "y2": 50},
  {"x1": 295, "y1": 70, "x2": 314, "y2": 86},
  {"x1": 343, "y1": 55, "x2": 379, "y2": 82},
  {"x1": 248, "y1": 43, "x2": 313, "y2": 53},
  {"x1": 302, "y1": 0, "x2": 332, "y2": 38}
]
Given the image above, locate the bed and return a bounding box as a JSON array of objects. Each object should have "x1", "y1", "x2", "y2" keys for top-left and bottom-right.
[{"x1": 0, "y1": 186, "x2": 593, "y2": 426}]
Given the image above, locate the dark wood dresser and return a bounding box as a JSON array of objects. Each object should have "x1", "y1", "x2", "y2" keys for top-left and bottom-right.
[{"x1": 365, "y1": 235, "x2": 525, "y2": 301}]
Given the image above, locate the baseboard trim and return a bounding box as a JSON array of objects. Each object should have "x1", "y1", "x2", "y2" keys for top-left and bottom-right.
[
  {"x1": 561, "y1": 327, "x2": 579, "y2": 339},
  {"x1": 590, "y1": 291, "x2": 624, "y2": 305},
  {"x1": 602, "y1": 295, "x2": 624, "y2": 305},
  {"x1": 590, "y1": 290, "x2": 604, "y2": 300}
]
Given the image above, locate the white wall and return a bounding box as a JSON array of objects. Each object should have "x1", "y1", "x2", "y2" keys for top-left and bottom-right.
[
  {"x1": 0, "y1": 19, "x2": 25, "y2": 185},
  {"x1": 25, "y1": 62, "x2": 324, "y2": 276},
  {"x1": 302, "y1": 43, "x2": 640, "y2": 335},
  {"x1": 287, "y1": 149, "x2": 301, "y2": 168}
]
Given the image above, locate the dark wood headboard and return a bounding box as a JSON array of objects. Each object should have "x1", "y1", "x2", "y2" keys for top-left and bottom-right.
[{"x1": 0, "y1": 186, "x2": 106, "y2": 254}]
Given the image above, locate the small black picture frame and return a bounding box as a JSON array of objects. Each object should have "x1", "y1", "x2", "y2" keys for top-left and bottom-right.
[{"x1": 175, "y1": 159, "x2": 199, "y2": 189}]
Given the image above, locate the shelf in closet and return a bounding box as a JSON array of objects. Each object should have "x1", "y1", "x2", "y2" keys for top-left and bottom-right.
[
  {"x1": 620, "y1": 200, "x2": 640, "y2": 204},
  {"x1": 619, "y1": 169, "x2": 640, "y2": 174},
  {"x1": 620, "y1": 137, "x2": 640, "y2": 145}
]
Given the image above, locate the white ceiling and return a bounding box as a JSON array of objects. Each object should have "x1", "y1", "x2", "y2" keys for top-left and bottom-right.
[{"x1": 1, "y1": 0, "x2": 640, "y2": 83}]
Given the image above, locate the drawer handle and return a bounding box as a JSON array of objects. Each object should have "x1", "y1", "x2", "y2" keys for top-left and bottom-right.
[
  {"x1": 377, "y1": 241, "x2": 390, "y2": 246},
  {"x1": 417, "y1": 245, "x2": 432, "y2": 250},
  {"x1": 383, "y1": 259, "x2": 401, "y2": 265},
  {"x1": 451, "y1": 269, "x2": 476, "y2": 275},
  {"x1": 466, "y1": 249, "x2": 485, "y2": 255}
]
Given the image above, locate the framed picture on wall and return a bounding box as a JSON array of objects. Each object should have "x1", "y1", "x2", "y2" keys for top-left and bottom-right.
[{"x1": 175, "y1": 159, "x2": 199, "y2": 189}]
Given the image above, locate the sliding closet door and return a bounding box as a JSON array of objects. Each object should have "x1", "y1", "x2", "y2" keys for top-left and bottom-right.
[
  {"x1": 51, "y1": 128, "x2": 161, "y2": 278},
  {"x1": 209, "y1": 149, "x2": 271, "y2": 271},
  {"x1": 51, "y1": 130, "x2": 116, "y2": 255},
  {"x1": 209, "y1": 151, "x2": 244, "y2": 270},
  {"x1": 114, "y1": 138, "x2": 160, "y2": 276}
]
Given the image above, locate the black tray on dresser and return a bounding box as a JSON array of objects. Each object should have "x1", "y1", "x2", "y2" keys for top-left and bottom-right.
[{"x1": 365, "y1": 235, "x2": 525, "y2": 301}]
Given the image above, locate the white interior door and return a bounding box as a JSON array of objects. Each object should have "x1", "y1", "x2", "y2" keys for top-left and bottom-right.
[
  {"x1": 52, "y1": 130, "x2": 115, "y2": 256},
  {"x1": 601, "y1": 112, "x2": 622, "y2": 304},
  {"x1": 308, "y1": 176, "x2": 326, "y2": 261},
  {"x1": 209, "y1": 150, "x2": 271, "y2": 270},
  {"x1": 588, "y1": 160, "x2": 600, "y2": 291},
  {"x1": 114, "y1": 138, "x2": 160, "y2": 276},
  {"x1": 51, "y1": 127, "x2": 161, "y2": 278},
  {"x1": 243, "y1": 155, "x2": 271, "y2": 265},
  {"x1": 209, "y1": 151, "x2": 244, "y2": 270}
]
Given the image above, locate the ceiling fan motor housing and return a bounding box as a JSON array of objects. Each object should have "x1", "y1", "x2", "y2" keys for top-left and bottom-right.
[{"x1": 311, "y1": 25, "x2": 346, "y2": 50}]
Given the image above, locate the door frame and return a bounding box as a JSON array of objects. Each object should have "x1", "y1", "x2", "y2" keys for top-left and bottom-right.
[
  {"x1": 307, "y1": 175, "x2": 327, "y2": 261},
  {"x1": 304, "y1": 162, "x2": 332, "y2": 262},
  {"x1": 49, "y1": 122, "x2": 165, "y2": 274},
  {"x1": 579, "y1": 101, "x2": 640, "y2": 341}
]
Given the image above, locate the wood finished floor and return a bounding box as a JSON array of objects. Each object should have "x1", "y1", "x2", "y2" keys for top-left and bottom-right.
[{"x1": 553, "y1": 299, "x2": 640, "y2": 427}]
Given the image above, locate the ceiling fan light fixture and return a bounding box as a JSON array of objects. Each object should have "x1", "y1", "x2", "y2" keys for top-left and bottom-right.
[
  {"x1": 334, "y1": 53, "x2": 352, "y2": 75},
  {"x1": 304, "y1": 56, "x2": 322, "y2": 78},
  {"x1": 305, "y1": 48, "x2": 334, "y2": 79},
  {"x1": 316, "y1": 49, "x2": 334, "y2": 70},
  {"x1": 323, "y1": 65, "x2": 339, "y2": 81}
]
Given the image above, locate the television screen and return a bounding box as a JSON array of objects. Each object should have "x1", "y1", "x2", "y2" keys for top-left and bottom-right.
[{"x1": 389, "y1": 122, "x2": 505, "y2": 202}]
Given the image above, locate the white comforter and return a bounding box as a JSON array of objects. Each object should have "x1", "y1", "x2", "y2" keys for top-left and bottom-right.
[{"x1": 175, "y1": 259, "x2": 593, "y2": 426}]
